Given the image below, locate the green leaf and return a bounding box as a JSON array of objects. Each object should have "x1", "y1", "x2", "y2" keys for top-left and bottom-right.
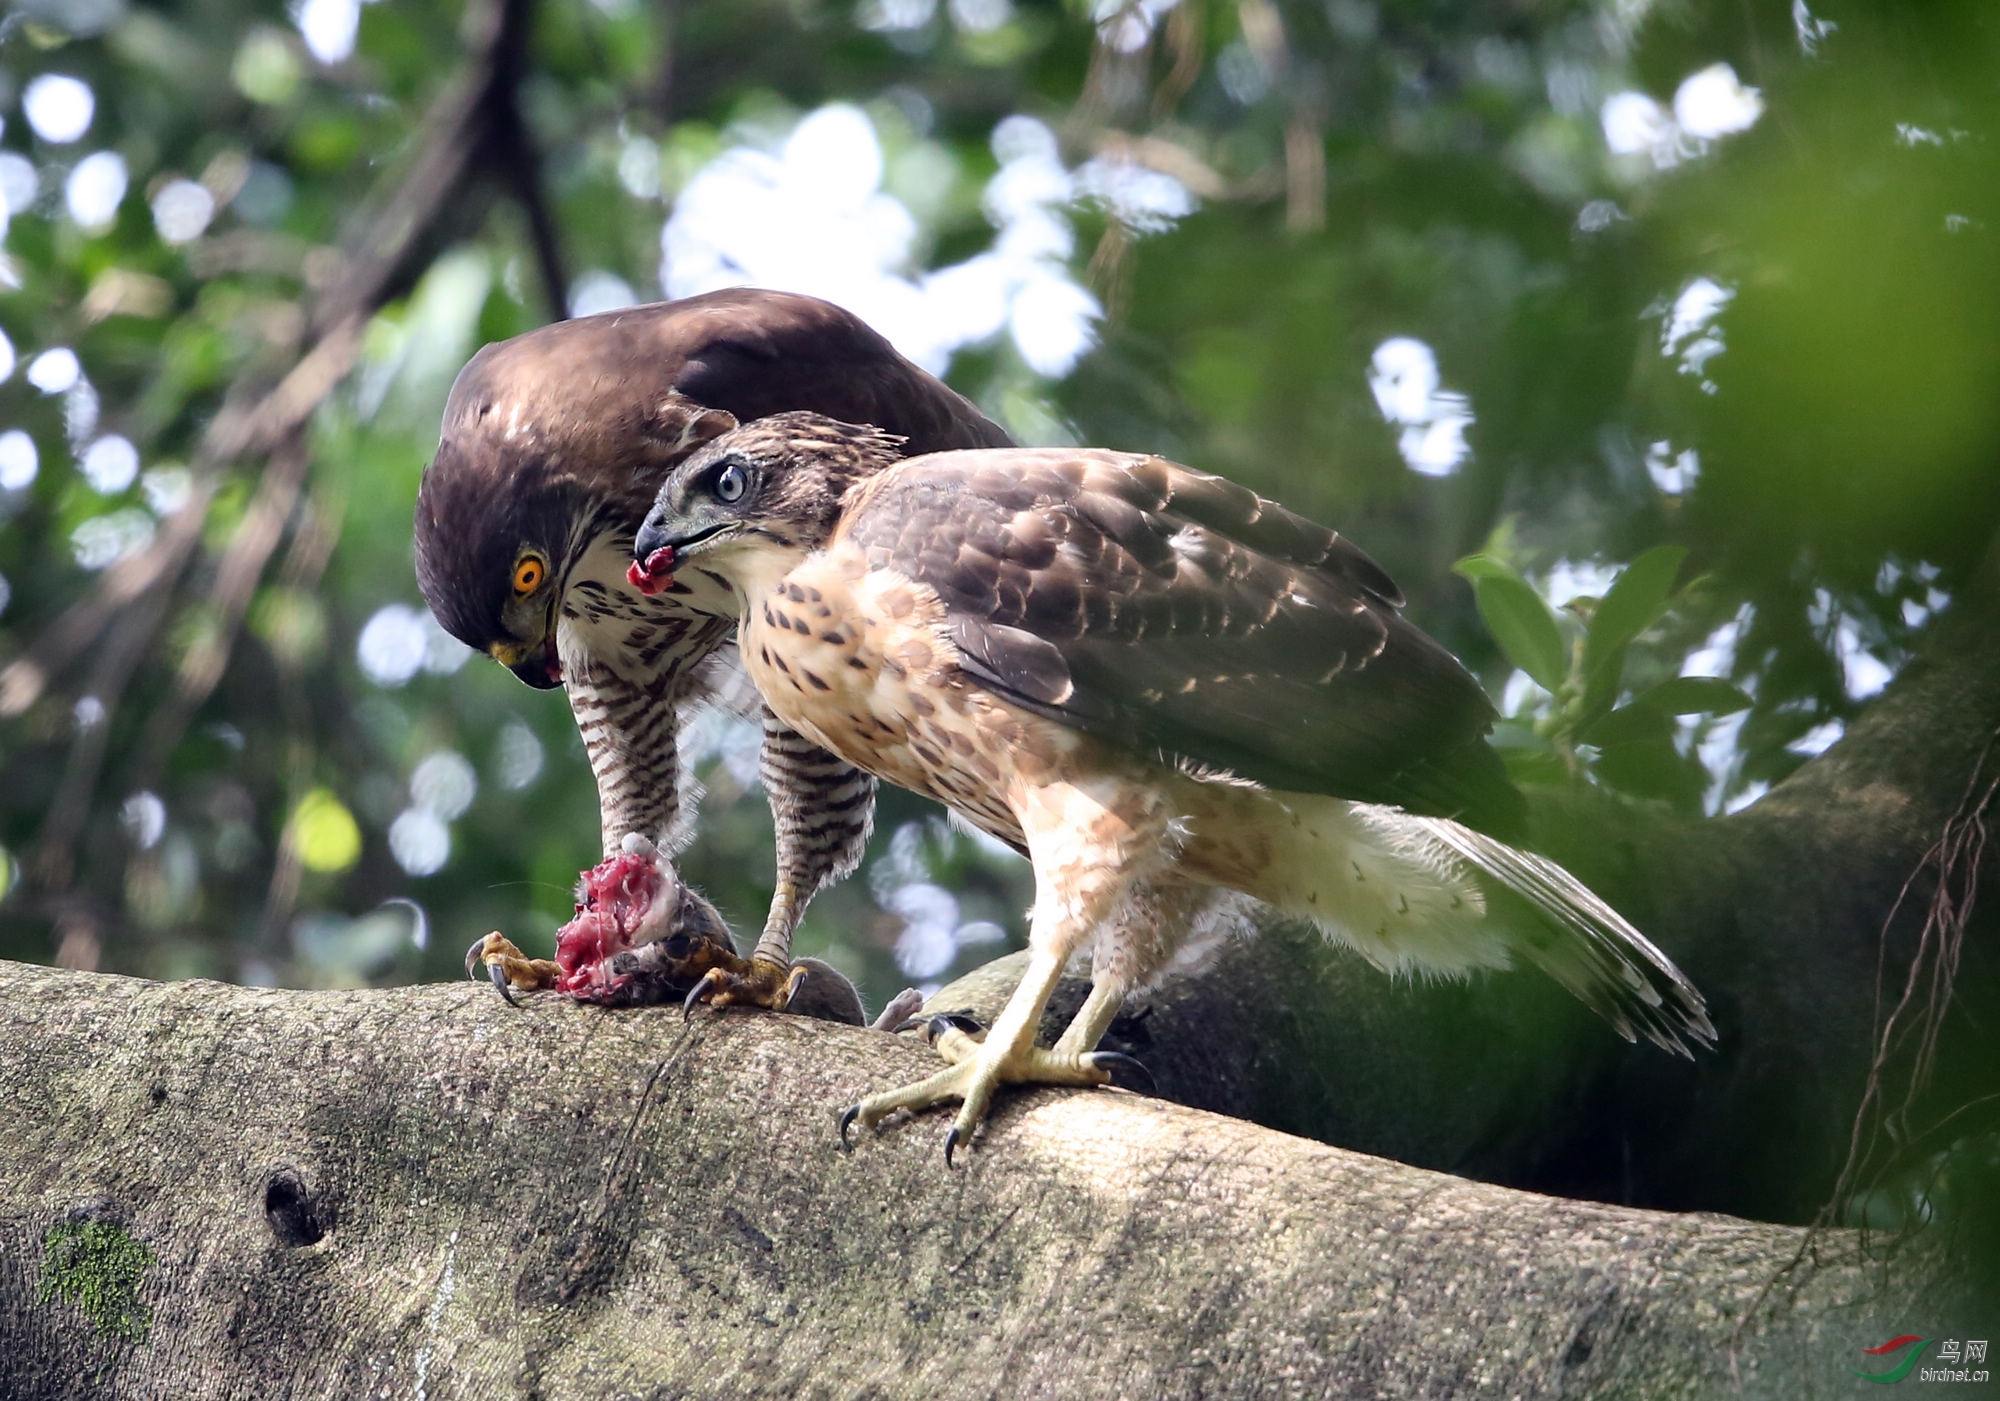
[
  {"x1": 1455, "y1": 558, "x2": 1566, "y2": 692},
  {"x1": 1635, "y1": 675, "x2": 1753, "y2": 716},
  {"x1": 1592, "y1": 731, "x2": 1707, "y2": 808},
  {"x1": 1585, "y1": 545, "x2": 1688, "y2": 666},
  {"x1": 1451, "y1": 553, "x2": 1521, "y2": 583},
  {"x1": 1578, "y1": 702, "x2": 1672, "y2": 747},
  {"x1": 1578, "y1": 640, "x2": 1629, "y2": 727},
  {"x1": 1500, "y1": 746, "x2": 1571, "y2": 788},
  {"x1": 1486, "y1": 720, "x2": 1552, "y2": 751}
]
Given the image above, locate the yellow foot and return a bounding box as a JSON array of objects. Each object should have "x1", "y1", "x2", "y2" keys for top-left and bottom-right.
[
  {"x1": 838, "y1": 1016, "x2": 1145, "y2": 1166},
  {"x1": 682, "y1": 954, "x2": 810, "y2": 1021},
  {"x1": 464, "y1": 932, "x2": 562, "y2": 1003}
]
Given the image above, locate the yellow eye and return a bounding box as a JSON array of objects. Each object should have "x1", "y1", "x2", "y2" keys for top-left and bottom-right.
[{"x1": 512, "y1": 555, "x2": 546, "y2": 596}]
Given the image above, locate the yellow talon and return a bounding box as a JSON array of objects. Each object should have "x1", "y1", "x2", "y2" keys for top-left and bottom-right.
[
  {"x1": 681, "y1": 954, "x2": 810, "y2": 1019},
  {"x1": 465, "y1": 932, "x2": 561, "y2": 1003}
]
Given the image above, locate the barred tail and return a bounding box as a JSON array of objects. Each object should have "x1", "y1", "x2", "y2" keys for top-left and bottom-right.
[
  {"x1": 1185, "y1": 781, "x2": 1714, "y2": 1057},
  {"x1": 1407, "y1": 816, "x2": 1716, "y2": 1057}
]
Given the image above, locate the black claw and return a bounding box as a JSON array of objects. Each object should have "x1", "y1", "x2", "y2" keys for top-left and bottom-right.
[
  {"x1": 838, "y1": 1105, "x2": 860, "y2": 1151},
  {"x1": 923, "y1": 1011, "x2": 984, "y2": 1043},
  {"x1": 943, "y1": 1125, "x2": 962, "y2": 1168},
  {"x1": 783, "y1": 963, "x2": 810, "y2": 1008},
  {"x1": 1086, "y1": 1050, "x2": 1156, "y2": 1095},
  {"x1": 682, "y1": 970, "x2": 720, "y2": 1024},
  {"x1": 466, "y1": 937, "x2": 522, "y2": 1005},
  {"x1": 488, "y1": 960, "x2": 520, "y2": 1007}
]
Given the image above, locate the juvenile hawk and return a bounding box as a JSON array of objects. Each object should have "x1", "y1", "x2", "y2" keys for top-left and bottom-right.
[
  {"x1": 629, "y1": 413, "x2": 1716, "y2": 1159},
  {"x1": 414, "y1": 291, "x2": 1009, "y2": 1007}
]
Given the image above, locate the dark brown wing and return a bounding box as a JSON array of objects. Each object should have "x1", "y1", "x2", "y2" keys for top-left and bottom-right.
[
  {"x1": 661, "y1": 290, "x2": 1013, "y2": 456},
  {"x1": 417, "y1": 289, "x2": 1009, "y2": 651},
  {"x1": 841, "y1": 449, "x2": 1521, "y2": 832}
]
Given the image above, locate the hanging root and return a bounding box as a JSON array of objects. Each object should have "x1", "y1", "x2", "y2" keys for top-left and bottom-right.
[
  {"x1": 1729, "y1": 725, "x2": 2000, "y2": 1375},
  {"x1": 1830, "y1": 726, "x2": 1998, "y2": 1231}
]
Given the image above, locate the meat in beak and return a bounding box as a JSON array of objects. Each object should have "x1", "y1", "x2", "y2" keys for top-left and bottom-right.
[{"x1": 627, "y1": 545, "x2": 676, "y2": 597}]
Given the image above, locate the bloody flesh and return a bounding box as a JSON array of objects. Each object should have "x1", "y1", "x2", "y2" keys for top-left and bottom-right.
[
  {"x1": 626, "y1": 546, "x2": 676, "y2": 596},
  {"x1": 553, "y1": 848, "x2": 663, "y2": 996}
]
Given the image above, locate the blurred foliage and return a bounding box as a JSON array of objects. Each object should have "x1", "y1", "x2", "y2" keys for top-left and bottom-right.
[
  {"x1": 1454, "y1": 544, "x2": 1752, "y2": 800},
  {"x1": 0, "y1": 0, "x2": 1995, "y2": 1074}
]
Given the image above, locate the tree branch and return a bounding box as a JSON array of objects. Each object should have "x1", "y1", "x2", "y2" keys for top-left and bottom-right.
[
  {"x1": 0, "y1": 961, "x2": 1952, "y2": 1400},
  {"x1": 129, "y1": 435, "x2": 314, "y2": 792},
  {"x1": 2, "y1": 0, "x2": 547, "y2": 932}
]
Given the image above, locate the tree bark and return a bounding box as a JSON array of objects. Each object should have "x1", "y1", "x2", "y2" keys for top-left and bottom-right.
[{"x1": 0, "y1": 961, "x2": 1966, "y2": 1401}]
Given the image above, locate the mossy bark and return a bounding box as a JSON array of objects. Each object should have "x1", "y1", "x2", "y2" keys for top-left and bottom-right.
[{"x1": 0, "y1": 960, "x2": 1963, "y2": 1400}]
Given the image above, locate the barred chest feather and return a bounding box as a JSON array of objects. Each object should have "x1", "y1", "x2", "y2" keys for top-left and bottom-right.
[
  {"x1": 556, "y1": 530, "x2": 743, "y2": 854},
  {"x1": 556, "y1": 531, "x2": 738, "y2": 684},
  {"x1": 738, "y1": 541, "x2": 1091, "y2": 850}
]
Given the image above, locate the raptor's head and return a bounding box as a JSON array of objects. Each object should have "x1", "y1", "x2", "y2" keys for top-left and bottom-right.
[
  {"x1": 413, "y1": 311, "x2": 738, "y2": 689},
  {"x1": 412, "y1": 290, "x2": 1009, "y2": 689},
  {"x1": 630, "y1": 413, "x2": 905, "y2": 599}
]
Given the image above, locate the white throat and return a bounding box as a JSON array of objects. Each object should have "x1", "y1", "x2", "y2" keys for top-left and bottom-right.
[{"x1": 698, "y1": 537, "x2": 810, "y2": 615}]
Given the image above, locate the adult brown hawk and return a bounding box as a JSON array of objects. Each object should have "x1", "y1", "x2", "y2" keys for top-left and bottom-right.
[
  {"x1": 628, "y1": 412, "x2": 1716, "y2": 1159},
  {"x1": 413, "y1": 291, "x2": 1009, "y2": 1010}
]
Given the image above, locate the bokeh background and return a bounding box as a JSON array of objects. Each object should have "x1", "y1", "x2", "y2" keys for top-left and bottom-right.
[{"x1": 0, "y1": 0, "x2": 1993, "y2": 1036}]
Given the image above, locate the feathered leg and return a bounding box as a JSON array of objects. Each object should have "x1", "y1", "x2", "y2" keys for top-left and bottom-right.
[
  {"x1": 469, "y1": 647, "x2": 712, "y2": 999},
  {"x1": 840, "y1": 776, "x2": 1163, "y2": 1162},
  {"x1": 682, "y1": 712, "x2": 878, "y2": 1013},
  {"x1": 1050, "y1": 877, "x2": 1215, "y2": 1057}
]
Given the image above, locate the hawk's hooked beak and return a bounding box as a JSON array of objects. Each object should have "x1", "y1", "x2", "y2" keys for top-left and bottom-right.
[
  {"x1": 631, "y1": 516, "x2": 738, "y2": 595},
  {"x1": 491, "y1": 635, "x2": 563, "y2": 690},
  {"x1": 634, "y1": 517, "x2": 732, "y2": 563},
  {"x1": 633, "y1": 519, "x2": 672, "y2": 568}
]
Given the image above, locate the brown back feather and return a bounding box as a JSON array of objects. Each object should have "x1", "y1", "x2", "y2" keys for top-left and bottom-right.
[{"x1": 839, "y1": 448, "x2": 1523, "y2": 833}]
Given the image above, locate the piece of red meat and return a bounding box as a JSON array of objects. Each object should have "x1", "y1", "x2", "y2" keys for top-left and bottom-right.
[
  {"x1": 552, "y1": 841, "x2": 676, "y2": 1000},
  {"x1": 625, "y1": 546, "x2": 675, "y2": 597}
]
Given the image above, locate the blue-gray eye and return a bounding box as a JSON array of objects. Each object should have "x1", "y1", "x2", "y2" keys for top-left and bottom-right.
[{"x1": 715, "y1": 464, "x2": 746, "y2": 503}]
